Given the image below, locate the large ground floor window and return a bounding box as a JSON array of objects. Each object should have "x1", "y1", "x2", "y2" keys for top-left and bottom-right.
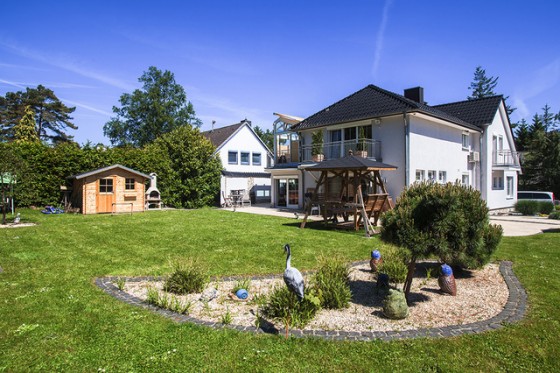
[{"x1": 276, "y1": 178, "x2": 299, "y2": 208}]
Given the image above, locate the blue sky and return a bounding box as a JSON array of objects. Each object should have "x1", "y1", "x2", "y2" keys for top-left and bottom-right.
[{"x1": 1, "y1": 1, "x2": 559, "y2": 145}]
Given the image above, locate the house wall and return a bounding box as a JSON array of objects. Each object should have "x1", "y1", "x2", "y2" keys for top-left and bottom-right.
[
  {"x1": 216, "y1": 125, "x2": 271, "y2": 205},
  {"x1": 374, "y1": 116, "x2": 406, "y2": 201},
  {"x1": 408, "y1": 115, "x2": 476, "y2": 189},
  {"x1": 481, "y1": 104, "x2": 518, "y2": 210},
  {"x1": 78, "y1": 169, "x2": 146, "y2": 214}
]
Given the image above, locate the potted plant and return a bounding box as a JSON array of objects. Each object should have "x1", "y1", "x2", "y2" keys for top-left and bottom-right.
[
  {"x1": 356, "y1": 126, "x2": 368, "y2": 158},
  {"x1": 311, "y1": 130, "x2": 324, "y2": 162}
]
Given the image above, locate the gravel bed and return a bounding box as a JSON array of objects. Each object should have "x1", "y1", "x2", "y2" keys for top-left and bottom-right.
[{"x1": 122, "y1": 262, "x2": 508, "y2": 333}]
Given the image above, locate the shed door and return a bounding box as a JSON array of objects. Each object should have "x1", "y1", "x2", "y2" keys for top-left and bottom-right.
[{"x1": 97, "y1": 177, "x2": 115, "y2": 213}]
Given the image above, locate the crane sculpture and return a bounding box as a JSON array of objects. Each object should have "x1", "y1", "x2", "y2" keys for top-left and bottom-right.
[{"x1": 282, "y1": 244, "x2": 304, "y2": 338}]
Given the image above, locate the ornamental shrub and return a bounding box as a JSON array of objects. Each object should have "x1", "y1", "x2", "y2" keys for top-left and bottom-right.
[
  {"x1": 380, "y1": 182, "x2": 502, "y2": 298},
  {"x1": 538, "y1": 201, "x2": 555, "y2": 215},
  {"x1": 311, "y1": 256, "x2": 351, "y2": 309},
  {"x1": 261, "y1": 286, "x2": 321, "y2": 328},
  {"x1": 515, "y1": 200, "x2": 539, "y2": 215},
  {"x1": 164, "y1": 258, "x2": 208, "y2": 295},
  {"x1": 548, "y1": 211, "x2": 560, "y2": 220}
]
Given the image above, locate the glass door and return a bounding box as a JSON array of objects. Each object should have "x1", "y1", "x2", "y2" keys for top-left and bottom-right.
[
  {"x1": 276, "y1": 178, "x2": 299, "y2": 209},
  {"x1": 287, "y1": 178, "x2": 299, "y2": 208}
]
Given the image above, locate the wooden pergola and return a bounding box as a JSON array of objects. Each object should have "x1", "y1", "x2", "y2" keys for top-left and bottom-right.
[{"x1": 299, "y1": 154, "x2": 397, "y2": 233}]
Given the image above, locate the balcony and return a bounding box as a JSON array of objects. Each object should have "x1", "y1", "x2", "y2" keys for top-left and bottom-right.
[
  {"x1": 301, "y1": 139, "x2": 382, "y2": 162},
  {"x1": 493, "y1": 150, "x2": 520, "y2": 167}
]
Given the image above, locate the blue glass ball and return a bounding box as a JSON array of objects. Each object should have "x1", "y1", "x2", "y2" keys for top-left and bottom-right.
[
  {"x1": 371, "y1": 250, "x2": 381, "y2": 260},
  {"x1": 235, "y1": 289, "x2": 249, "y2": 299},
  {"x1": 441, "y1": 264, "x2": 453, "y2": 277}
]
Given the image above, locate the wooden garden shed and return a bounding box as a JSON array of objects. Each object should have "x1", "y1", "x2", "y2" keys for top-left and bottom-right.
[{"x1": 68, "y1": 164, "x2": 150, "y2": 214}]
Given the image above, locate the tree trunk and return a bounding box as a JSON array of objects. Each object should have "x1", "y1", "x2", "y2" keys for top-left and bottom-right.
[{"x1": 403, "y1": 258, "x2": 417, "y2": 302}]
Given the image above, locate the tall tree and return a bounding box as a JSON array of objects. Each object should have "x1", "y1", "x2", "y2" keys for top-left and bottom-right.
[
  {"x1": 253, "y1": 125, "x2": 274, "y2": 151},
  {"x1": 13, "y1": 106, "x2": 39, "y2": 143},
  {"x1": 0, "y1": 85, "x2": 76, "y2": 143},
  {"x1": 467, "y1": 66, "x2": 516, "y2": 116},
  {"x1": 104, "y1": 66, "x2": 200, "y2": 147}
]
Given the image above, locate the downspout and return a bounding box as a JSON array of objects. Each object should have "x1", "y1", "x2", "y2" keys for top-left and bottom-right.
[
  {"x1": 404, "y1": 112, "x2": 410, "y2": 186},
  {"x1": 479, "y1": 127, "x2": 485, "y2": 200}
]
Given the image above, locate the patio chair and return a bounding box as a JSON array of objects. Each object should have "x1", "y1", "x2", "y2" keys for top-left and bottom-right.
[
  {"x1": 221, "y1": 191, "x2": 233, "y2": 207},
  {"x1": 241, "y1": 190, "x2": 251, "y2": 207}
]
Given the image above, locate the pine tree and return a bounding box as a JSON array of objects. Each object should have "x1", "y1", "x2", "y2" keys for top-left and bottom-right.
[
  {"x1": 467, "y1": 66, "x2": 516, "y2": 116},
  {"x1": 13, "y1": 106, "x2": 39, "y2": 143}
]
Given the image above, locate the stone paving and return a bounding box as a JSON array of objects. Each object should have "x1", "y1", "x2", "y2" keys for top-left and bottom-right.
[{"x1": 95, "y1": 261, "x2": 526, "y2": 341}]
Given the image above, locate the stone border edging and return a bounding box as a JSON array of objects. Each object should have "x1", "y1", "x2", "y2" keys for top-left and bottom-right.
[{"x1": 94, "y1": 261, "x2": 526, "y2": 341}]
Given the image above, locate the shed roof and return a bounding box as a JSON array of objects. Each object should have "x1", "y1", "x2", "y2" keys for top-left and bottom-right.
[
  {"x1": 292, "y1": 85, "x2": 481, "y2": 132},
  {"x1": 304, "y1": 155, "x2": 397, "y2": 171},
  {"x1": 69, "y1": 164, "x2": 150, "y2": 180}
]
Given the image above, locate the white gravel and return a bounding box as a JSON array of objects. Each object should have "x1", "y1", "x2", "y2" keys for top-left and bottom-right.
[{"x1": 122, "y1": 262, "x2": 508, "y2": 333}]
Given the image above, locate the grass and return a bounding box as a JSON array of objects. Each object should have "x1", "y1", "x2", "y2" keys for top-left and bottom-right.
[{"x1": 1, "y1": 207, "x2": 559, "y2": 371}]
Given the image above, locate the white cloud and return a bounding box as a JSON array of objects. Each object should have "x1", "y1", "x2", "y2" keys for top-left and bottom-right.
[
  {"x1": 0, "y1": 41, "x2": 135, "y2": 91},
  {"x1": 61, "y1": 98, "x2": 113, "y2": 117},
  {"x1": 372, "y1": 0, "x2": 394, "y2": 79}
]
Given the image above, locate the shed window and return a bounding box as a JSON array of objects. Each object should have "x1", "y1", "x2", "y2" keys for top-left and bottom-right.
[
  {"x1": 125, "y1": 178, "x2": 135, "y2": 190},
  {"x1": 99, "y1": 178, "x2": 113, "y2": 193}
]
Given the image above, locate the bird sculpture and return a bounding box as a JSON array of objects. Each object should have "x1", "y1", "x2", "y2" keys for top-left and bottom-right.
[
  {"x1": 282, "y1": 244, "x2": 305, "y2": 338},
  {"x1": 13, "y1": 213, "x2": 21, "y2": 225},
  {"x1": 369, "y1": 250, "x2": 383, "y2": 273},
  {"x1": 438, "y1": 264, "x2": 457, "y2": 296},
  {"x1": 283, "y1": 244, "x2": 304, "y2": 301}
]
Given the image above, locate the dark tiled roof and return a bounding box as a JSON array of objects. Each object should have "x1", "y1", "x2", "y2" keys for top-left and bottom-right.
[
  {"x1": 201, "y1": 122, "x2": 244, "y2": 148},
  {"x1": 292, "y1": 85, "x2": 481, "y2": 132},
  {"x1": 432, "y1": 95, "x2": 504, "y2": 128},
  {"x1": 221, "y1": 171, "x2": 270, "y2": 178},
  {"x1": 304, "y1": 155, "x2": 397, "y2": 171}
]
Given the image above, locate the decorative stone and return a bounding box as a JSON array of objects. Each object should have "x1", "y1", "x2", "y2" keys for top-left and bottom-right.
[
  {"x1": 199, "y1": 288, "x2": 218, "y2": 302},
  {"x1": 382, "y1": 289, "x2": 409, "y2": 319},
  {"x1": 438, "y1": 264, "x2": 457, "y2": 296},
  {"x1": 369, "y1": 250, "x2": 383, "y2": 273}
]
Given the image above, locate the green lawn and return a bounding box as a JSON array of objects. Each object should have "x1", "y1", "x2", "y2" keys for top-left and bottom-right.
[{"x1": 1, "y1": 208, "x2": 559, "y2": 372}]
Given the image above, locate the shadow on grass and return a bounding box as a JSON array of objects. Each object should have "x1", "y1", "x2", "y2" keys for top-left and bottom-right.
[{"x1": 542, "y1": 228, "x2": 560, "y2": 234}]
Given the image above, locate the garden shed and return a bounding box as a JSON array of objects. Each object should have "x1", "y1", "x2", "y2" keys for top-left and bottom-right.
[{"x1": 68, "y1": 164, "x2": 150, "y2": 214}]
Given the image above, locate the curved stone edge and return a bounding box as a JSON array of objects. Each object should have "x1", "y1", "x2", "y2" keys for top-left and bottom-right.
[{"x1": 94, "y1": 260, "x2": 527, "y2": 341}]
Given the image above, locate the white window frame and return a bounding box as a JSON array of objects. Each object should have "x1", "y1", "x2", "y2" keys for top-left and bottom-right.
[
  {"x1": 461, "y1": 173, "x2": 470, "y2": 187},
  {"x1": 462, "y1": 132, "x2": 469, "y2": 150},
  {"x1": 427, "y1": 170, "x2": 436, "y2": 182},
  {"x1": 240, "y1": 151, "x2": 250, "y2": 165},
  {"x1": 415, "y1": 169, "x2": 425, "y2": 182},
  {"x1": 506, "y1": 176, "x2": 514, "y2": 198},
  {"x1": 438, "y1": 171, "x2": 447, "y2": 183},
  {"x1": 252, "y1": 152, "x2": 261, "y2": 166}
]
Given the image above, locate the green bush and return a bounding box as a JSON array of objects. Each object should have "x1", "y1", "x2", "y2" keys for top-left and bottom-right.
[
  {"x1": 548, "y1": 211, "x2": 560, "y2": 220},
  {"x1": 539, "y1": 201, "x2": 555, "y2": 215},
  {"x1": 261, "y1": 286, "x2": 321, "y2": 328},
  {"x1": 311, "y1": 256, "x2": 352, "y2": 309},
  {"x1": 515, "y1": 200, "x2": 539, "y2": 215},
  {"x1": 164, "y1": 259, "x2": 208, "y2": 295},
  {"x1": 378, "y1": 250, "x2": 408, "y2": 289}
]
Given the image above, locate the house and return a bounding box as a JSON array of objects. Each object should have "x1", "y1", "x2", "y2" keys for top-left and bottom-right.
[
  {"x1": 202, "y1": 119, "x2": 273, "y2": 206},
  {"x1": 267, "y1": 85, "x2": 521, "y2": 211},
  {"x1": 68, "y1": 164, "x2": 150, "y2": 214}
]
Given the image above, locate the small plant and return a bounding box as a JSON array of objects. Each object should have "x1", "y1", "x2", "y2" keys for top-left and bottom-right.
[
  {"x1": 261, "y1": 285, "x2": 321, "y2": 328},
  {"x1": 164, "y1": 258, "x2": 208, "y2": 295},
  {"x1": 378, "y1": 251, "x2": 408, "y2": 290},
  {"x1": 232, "y1": 278, "x2": 251, "y2": 294},
  {"x1": 356, "y1": 126, "x2": 367, "y2": 152},
  {"x1": 549, "y1": 211, "x2": 560, "y2": 220},
  {"x1": 311, "y1": 255, "x2": 351, "y2": 309},
  {"x1": 116, "y1": 277, "x2": 125, "y2": 291},
  {"x1": 146, "y1": 287, "x2": 160, "y2": 306},
  {"x1": 221, "y1": 307, "x2": 233, "y2": 325},
  {"x1": 311, "y1": 130, "x2": 324, "y2": 156}
]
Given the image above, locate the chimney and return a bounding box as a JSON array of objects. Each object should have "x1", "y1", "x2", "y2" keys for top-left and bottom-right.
[
  {"x1": 404, "y1": 87, "x2": 424, "y2": 104},
  {"x1": 211, "y1": 120, "x2": 216, "y2": 132}
]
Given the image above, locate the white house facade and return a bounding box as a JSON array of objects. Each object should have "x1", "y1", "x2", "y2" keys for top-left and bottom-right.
[
  {"x1": 202, "y1": 119, "x2": 273, "y2": 206},
  {"x1": 267, "y1": 85, "x2": 521, "y2": 211}
]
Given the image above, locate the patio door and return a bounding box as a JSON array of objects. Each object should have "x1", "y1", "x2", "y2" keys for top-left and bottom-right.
[{"x1": 276, "y1": 178, "x2": 299, "y2": 209}]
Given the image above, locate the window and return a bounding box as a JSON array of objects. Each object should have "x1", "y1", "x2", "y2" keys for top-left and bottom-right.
[
  {"x1": 492, "y1": 171, "x2": 504, "y2": 190},
  {"x1": 415, "y1": 169, "x2": 425, "y2": 182},
  {"x1": 461, "y1": 174, "x2": 469, "y2": 187},
  {"x1": 240, "y1": 152, "x2": 250, "y2": 165},
  {"x1": 125, "y1": 178, "x2": 135, "y2": 190},
  {"x1": 252, "y1": 152, "x2": 261, "y2": 165},
  {"x1": 99, "y1": 178, "x2": 113, "y2": 193},
  {"x1": 506, "y1": 176, "x2": 514, "y2": 198},
  {"x1": 427, "y1": 170, "x2": 436, "y2": 182},
  {"x1": 438, "y1": 171, "x2": 447, "y2": 183},
  {"x1": 462, "y1": 132, "x2": 469, "y2": 150},
  {"x1": 228, "y1": 151, "x2": 238, "y2": 164},
  {"x1": 344, "y1": 127, "x2": 357, "y2": 140}
]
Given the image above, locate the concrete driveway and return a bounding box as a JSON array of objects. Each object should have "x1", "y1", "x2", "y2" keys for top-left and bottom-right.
[{"x1": 226, "y1": 205, "x2": 560, "y2": 237}]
